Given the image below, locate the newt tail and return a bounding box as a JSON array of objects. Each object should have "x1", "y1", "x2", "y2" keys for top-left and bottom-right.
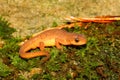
[{"x1": 19, "y1": 50, "x2": 50, "y2": 62}]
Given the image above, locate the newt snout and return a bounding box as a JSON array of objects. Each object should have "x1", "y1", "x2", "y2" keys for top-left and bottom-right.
[{"x1": 71, "y1": 34, "x2": 87, "y2": 45}]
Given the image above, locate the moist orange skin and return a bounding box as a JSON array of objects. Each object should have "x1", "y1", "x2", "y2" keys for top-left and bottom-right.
[{"x1": 19, "y1": 29, "x2": 87, "y2": 61}]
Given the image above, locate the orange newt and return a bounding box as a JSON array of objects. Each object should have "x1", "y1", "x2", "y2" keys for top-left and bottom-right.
[{"x1": 19, "y1": 29, "x2": 87, "y2": 61}]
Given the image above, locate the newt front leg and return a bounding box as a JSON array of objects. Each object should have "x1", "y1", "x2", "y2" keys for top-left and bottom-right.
[
  {"x1": 39, "y1": 42, "x2": 45, "y2": 51},
  {"x1": 55, "y1": 38, "x2": 62, "y2": 49}
]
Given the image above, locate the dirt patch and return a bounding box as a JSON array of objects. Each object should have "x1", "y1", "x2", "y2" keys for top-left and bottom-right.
[{"x1": 0, "y1": 0, "x2": 120, "y2": 37}]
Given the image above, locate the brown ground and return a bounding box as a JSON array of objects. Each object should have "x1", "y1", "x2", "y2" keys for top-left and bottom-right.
[{"x1": 0, "y1": 0, "x2": 120, "y2": 36}]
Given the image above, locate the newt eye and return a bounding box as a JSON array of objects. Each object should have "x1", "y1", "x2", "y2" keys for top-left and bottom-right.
[{"x1": 75, "y1": 38, "x2": 79, "y2": 42}]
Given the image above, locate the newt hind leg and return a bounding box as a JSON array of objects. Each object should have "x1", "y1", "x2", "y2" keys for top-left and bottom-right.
[
  {"x1": 39, "y1": 42, "x2": 50, "y2": 63},
  {"x1": 38, "y1": 51, "x2": 50, "y2": 63}
]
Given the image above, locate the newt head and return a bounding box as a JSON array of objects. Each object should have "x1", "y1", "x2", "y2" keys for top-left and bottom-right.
[{"x1": 69, "y1": 34, "x2": 87, "y2": 45}]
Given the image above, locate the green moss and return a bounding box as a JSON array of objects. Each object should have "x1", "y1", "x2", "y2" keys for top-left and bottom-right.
[
  {"x1": 9, "y1": 55, "x2": 28, "y2": 70},
  {"x1": 0, "y1": 15, "x2": 120, "y2": 79},
  {"x1": 0, "y1": 60, "x2": 12, "y2": 77},
  {"x1": 16, "y1": 75, "x2": 27, "y2": 80},
  {"x1": 49, "y1": 47, "x2": 60, "y2": 61},
  {"x1": 0, "y1": 38, "x2": 21, "y2": 54},
  {"x1": 52, "y1": 21, "x2": 58, "y2": 27},
  {"x1": 0, "y1": 16, "x2": 16, "y2": 40},
  {"x1": 42, "y1": 73, "x2": 52, "y2": 80}
]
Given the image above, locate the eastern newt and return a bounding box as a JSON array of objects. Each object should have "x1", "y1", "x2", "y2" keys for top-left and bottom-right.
[{"x1": 19, "y1": 29, "x2": 87, "y2": 61}]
